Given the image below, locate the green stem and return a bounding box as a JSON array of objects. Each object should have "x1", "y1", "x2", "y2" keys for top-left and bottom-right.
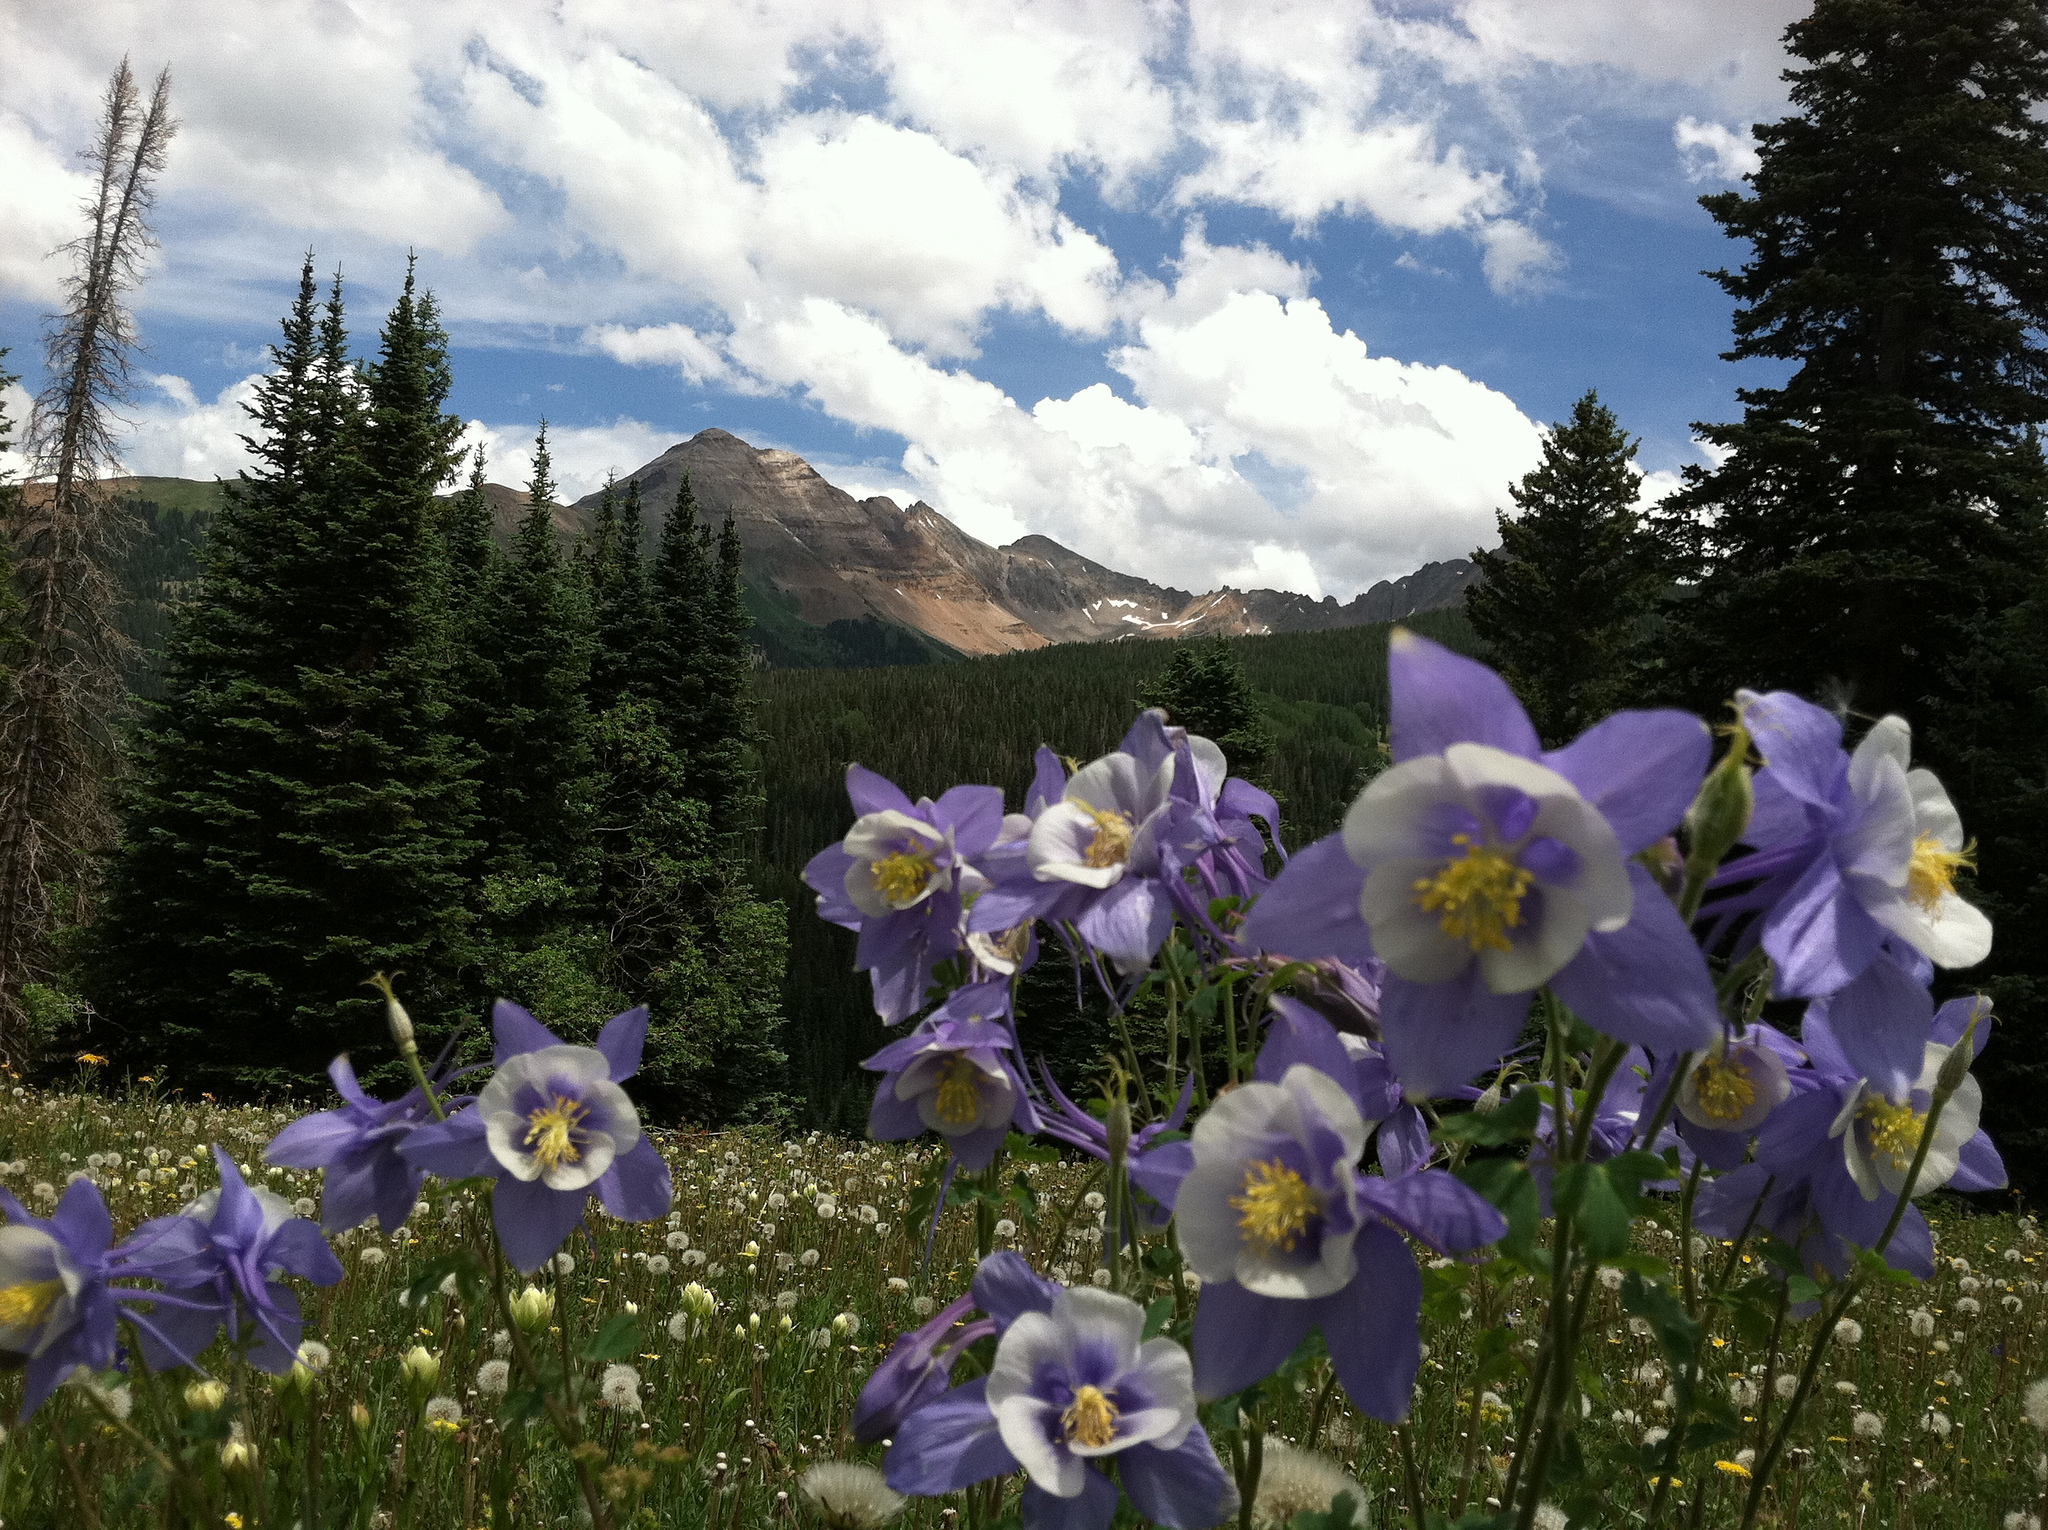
[{"x1": 1397, "y1": 1422, "x2": 1427, "y2": 1530}]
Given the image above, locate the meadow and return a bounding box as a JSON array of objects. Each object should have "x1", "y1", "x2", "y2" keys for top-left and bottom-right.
[{"x1": 2, "y1": 1074, "x2": 2041, "y2": 1530}]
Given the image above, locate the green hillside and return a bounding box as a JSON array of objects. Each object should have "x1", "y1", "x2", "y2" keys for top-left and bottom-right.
[{"x1": 750, "y1": 605, "x2": 1480, "y2": 1121}]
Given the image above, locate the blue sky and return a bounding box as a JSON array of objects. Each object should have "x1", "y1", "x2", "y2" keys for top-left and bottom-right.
[{"x1": 0, "y1": 1, "x2": 1805, "y2": 599}]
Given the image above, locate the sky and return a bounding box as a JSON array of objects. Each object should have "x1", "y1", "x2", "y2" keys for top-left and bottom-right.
[{"x1": 0, "y1": 0, "x2": 1805, "y2": 601}]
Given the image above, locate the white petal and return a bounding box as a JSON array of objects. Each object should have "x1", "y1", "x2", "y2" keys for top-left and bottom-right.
[
  {"x1": 1187, "y1": 735, "x2": 1229, "y2": 806},
  {"x1": 484, "y1": 1110, "x2": 545, "y2": 1182},
  {"x1": 0, "y1": 1226, "x2": 75, "y2": 1357},
  {"x1": 990, "y1": 1389, "x2": 1080, "y2": 1494},
  {"x1": 1342, "y1": 756, "x2": 1458, "y2": 868},
  {"x1": 1279, "y1": 1065, "x2": 1370, "y2": 1166},
  {"x1": 841, "y1": 810, "x2": 945, "y2": 864},
  {"x1": 1840, "y1": 749, "x2": 1915, "y2": 888},
  {"x1": 541, "y1": 1129, "x2": 617, "y2": 1191},
  {"x1": 1858, "y1": 716, "x2": 1913, "y2": 775},
  {"x1": 1856, "y1": 880, "x2": 1993, "y2": 969},
  {"x1": 1524, "y1": 792, "x2": 1631, "y2": 933},
  {"x1": 1360, "y1": 861, "x2": 1475, "y2": 984},
  {"x1": 1064, "y1": 754, "x2": 1151, "y2": 818},
  {"x1": 1129, "y1": 1337, "x2": 1199, "y2": 1450},
  {"x1": 1052, "y1": 1286, "x2": 1145, "y2": 1369},
  {"x1": 1906, "y1": 769, "x2": 1964, "y2": 850},
  {"x1": 1477, "y1": 889, "x2": 1590, "y2": 995},
  {"x1": 1029, "y1": 802, "x2": 1125, "y2": 888}
]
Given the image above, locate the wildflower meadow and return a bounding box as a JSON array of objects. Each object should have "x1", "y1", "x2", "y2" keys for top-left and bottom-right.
[{"x1": 3, "y1": 632, "x2": 2048, "y2": 1530}]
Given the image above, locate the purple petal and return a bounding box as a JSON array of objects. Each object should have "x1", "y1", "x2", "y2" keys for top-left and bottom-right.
[
  {"x1": 1219, "y1": 777, "x2": 1284, "y2": 850},
  {"x1": 266, "y1": 1220, "x2": 344, "y2": 1286},
  {"x1": 493, "y1": 1176, "x2": 590, "y2": 1274},
  {"x1": 1129, "y1": 1140, "x2": 1194, "y2": 1212},
  {"x1": 1316, "y1": 1221, "x2": 1421, "y2": 1422},
  {"x1": 847, "y1": 763, "x2": 916, "y2": 818},
  {"x1": 1376, "y1": 1107, "x2": 1432, "y2": 1177},
  {"x1": 128, "y1": 1287, "x2": 226, "y2": 1374},
  {"x1": 1951, "y1": 1132, "x2": 2007, "y2": 1193},
  {"x1": 210, "y1": 1148, "x2": 268, "y2": 1244},
  {"x1": 399, "y1": 1110, "x2": 495, "y2": 1179},
  {"x1": 1543, "y1": 710, "x2": 1710, "y2": 856},
  {"x1": 595, "y1": 1007, "x2": 649, "y2": 1082},
  {"x1": 934, "y1": 784, "x2": 1006, "y2": 855},
  {"x1": 1073, "y1": 876, "x2": 1173, "y2": 970},
  {"x1": 50, "y1": 1177, "x2": 113, "y2": 1255},
  {"x1": 967, "y1": 879, "x2": 1070, "y2": 934},
  {"x1": 1821, "y1": 956, "x2": 1932, "y2": 1099},
  {"x1": 1120, "y1": 1430, "x2": 1237, "y2": 1530},
  {"x1": 1238, "y1": 835, "x2": 1376, "y2": 969},
  {"x1": 1548, "y1": 865, "x2": 1720, "y2": 1055},
  {"x1": 265, "y1": 1108, "x2": 362, "y2": 1170},
  {"x1": 1355, "y1": 1169, "x2": 1505, "y2": 1254},
  {"x1": 803, "y1": 843, "x2": 864, "y2": 928},
  {"x1": 327, "y1": 1053, "x2": 374, "y2": 1108},
  {"x1": 1253, "y1": 999, "x2": 1356, "y2": 1091},
  {"x1": 1764, "y1": 853, "x2": 1886, "y2": 997},
  {"x1": 883, "y1": 1377, "x2": 1017, "y2": 1494},
  {"x1": 1378, "y1": 972, "x2": 1530, "y2": 1102},
  {"x1": 1192, "y1": 1280, "x2": 1313, "y2": 1400},
  {"x1": 972, "y1": 1252, "x2": 1060, "y2": 1329},
  {"x1": 1931, "y1": 995, "x2": 1993, "y2": 1057},
  {"x1": 1741, "y1": 692, "x2": 1845, "y2": 809},
  {"x1": 492, "y1": 1000, "x2": 563, "y2": 1063},
  {"x1": 595, "y1": 1137, "x2": 674, "y2": 1223},
  {"x1": 1021, "y1": 1472, "x2": 1120, "y2": 1530},
  {"x1": 1388, "y1": 629, "x2": 1538, "y2": 763},
  {"x1": 868, "y1": 1081, "x2": 926, "y2": 1143}
]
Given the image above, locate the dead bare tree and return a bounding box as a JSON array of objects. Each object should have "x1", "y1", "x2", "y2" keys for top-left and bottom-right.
[{"x1": 0, "y1": 58, "x2": 176, "y2": 1064}]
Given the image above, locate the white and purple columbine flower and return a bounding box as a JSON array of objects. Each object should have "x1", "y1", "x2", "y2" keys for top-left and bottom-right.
[
  {"x1": 1702, "y1": 694, "x2": 1991, "y2": 1090},
  {"x1": 123, "y1": 1146, "x2": 344, "y2": 1374},
  {"x1": 266, "y1": 1053, "x2": 459, "y2": 1234},
  {"x1": 1168, "y1": 1056, "x2": 1504, "y2": 1420},
  {"x1": 0, "y1": 1178, "x2": 209, "y2": 1416},
  {"x1": 1242, "y1": 630, "x2": 1721, "y2": 1099},
  {"x1": 886, "y1": 1281, "x2": 1236, "y2": 1530},
  {"x1": 401, "y1": 1002, "x2": 673, "y2": 1272},
  {"x1": 863, "y1": 981, "x2": 1039, "y2": 1171},
  {"x1": 805, "y1": 767, "x2": 1008, "y2": 1023}
]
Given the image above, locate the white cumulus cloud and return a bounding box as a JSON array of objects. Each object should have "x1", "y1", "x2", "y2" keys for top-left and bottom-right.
[{"x1": 1674, "y1": 117, "x2": 1763, "y2": 183}]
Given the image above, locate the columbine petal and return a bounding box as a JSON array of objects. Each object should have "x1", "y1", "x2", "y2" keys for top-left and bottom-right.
[
  {"x1": 1192, "y1": 1280, "x2": 1314, "y2": 1401},
  {"x1": 1377, "y1": 972, "x2": 1530, "y2": 1103},
  {"x1": 595, "y1": 1007, "x2": 649, "y2": 1082},
  {"x1": 493, "y1": 1173, "x2": 592, "y2": 1274},
  {"x1": 1547, "y1": 866, "x2": 1720, "y2": 1056},
  {"x1": 1118, "y1": 1432, "x2": 1238, "y2": 1530},
  {"x1": 1543, "y1": 710, "x2": 1711, "y2": 855},
  {"x1": 1237, "y1": 836, "x2": 1376, "y2": 970},
  {"x1": 1315, "y1": 1221, "x2": 1422, "y2": 1422},
  {"x1": 1387, "y1": 628, "x2": 1539, "y2": 763}
]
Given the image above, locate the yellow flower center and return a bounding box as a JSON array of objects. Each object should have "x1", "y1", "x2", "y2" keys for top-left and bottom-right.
[
  {"x1": 1230, "y1": 1159, "x2": 1321, "y2": 1254},
  {"x1": 1906, "y1": 833, "x2": 1974, "y2": 911},
  {"x1": 524, "y1": 1095, "x2": 589, "y2": 1171},
  {"x1": 1082, "y1": 806, "x2": 1134, "y2": 869},
  {"x1": 1691, "y1": 1055, "x2": 1757, "y2": 1124},
  {"x1": 1062, "y1": 1384, "x2": 1119, "y2": 1448},
  {"x1": 871, "y1": 847, "x2": 937, "y2": 906},
  {"x1": 1412, "y1": 834, "x2": 1535, "y2": 953},
  {"x1": 1859, "y1": 1096, "x2": 1928, "y2": 1172},
  {"x1": 0, "y1": 1278, "x2": 62, "y2": 1330},
  {"x1": 932, "y1": 1055, "x2": 984, "y2": 1126}
]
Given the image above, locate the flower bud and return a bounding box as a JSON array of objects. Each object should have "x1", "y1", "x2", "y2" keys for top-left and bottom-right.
[
  {"x1": 220, "y1": 1438, "x2": 257, "y2": 1472},
  {"x1": 681, "y1": 1282, "x2": 718, "y2": 1320},
  {"x1": 351, "y1": 1402, "x2": 372, "y2": 1433},
  {"x1": 367, "y1": 971, "x2": 416, "y2": 1057},
  {"x1": 1935, "y1": 1014, "x2": 1984, "y2": 1101},
  {"x1": 1105, "y1": 1092, "x2": 1132, "y2": 1170},
  {"x1": 400, "y1": 1345, "x2": 440, "y2": 1389},
  {"x1": 1685, "y1": 726, "x2": 1754, "y2": 882},
  {"x1": 184, "y1": 1379, "x2": 229, "y2": 1412},
  {"x1": 509, "y1": 1285, "x2": 554, "y2": 1332}
]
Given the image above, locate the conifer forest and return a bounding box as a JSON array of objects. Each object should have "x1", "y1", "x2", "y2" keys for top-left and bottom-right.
[{"x1": 9, "y1": 6, "x2": 2048, "y2": 1530}]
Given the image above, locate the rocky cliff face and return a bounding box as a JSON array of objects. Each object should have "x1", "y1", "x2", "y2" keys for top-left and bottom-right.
[{"x1": 537, "y1": 429, "x2": 1477, "y2": 658}]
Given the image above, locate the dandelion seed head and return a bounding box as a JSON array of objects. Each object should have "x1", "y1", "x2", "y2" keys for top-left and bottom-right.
[
  {"x1": 1251, "y1": 1441, "x2": 1365, "y2": 1528},
  {"x1": 799, "y1": 1462, "x2": 905, "y2": 1529},
  {"x1": 1852, "y1": 1410, "x2": 1883, "y2": 1440}
]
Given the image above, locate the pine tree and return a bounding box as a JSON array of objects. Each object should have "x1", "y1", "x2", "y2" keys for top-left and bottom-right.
[
  {"x1": 87, "y1": 263, "x2": 477, "y2": 1094},
  {"x1": 471, "y1": 424, "x2": 595, "y2": 890},
  {"x1": 1137, "y1": 639, "x2": 1273, "y2": 778},
  {"x1": 586, "y1": 478, "x2": 654, "y2": 712},
  {"x1": 1653, "y1": 0, "x2": 2048, "y2": 1188},
  {"x1": 694, "y1": 512, "x2": 760, "y2": 833},
  {"x1": 1467, "y1": 391, "x2": 1663, "y2": 743},
  {"x1": 645, "y1": 473, "x2": 710, "y2": 753}
]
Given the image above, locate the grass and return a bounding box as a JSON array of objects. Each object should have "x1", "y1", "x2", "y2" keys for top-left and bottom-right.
[{"x1": 0, "y1": 1073, "x2": 2043, "y2": 1529}]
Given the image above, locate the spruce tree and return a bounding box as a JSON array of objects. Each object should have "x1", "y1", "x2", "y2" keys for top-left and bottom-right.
[
  {"x1": 695, "y1": 511, "x2": 760, "y2": 832},
  {"x1": 1467, "y1": 391, "x2": 1663, "y2": 743},
  {"x1": 645, "y1": 472, "x2": 709, "y2": 753},
  {"x1": 1137, "y1": 639, "x2": 1273, "y2": 778},
  {"x1": 586, "y1": 478, "x2": 655, "y2": 712},
  {"x1": 87, "y1": 263, "x2": 476, "y2": 1094},
  {"x1": 1654, "y1": 0, "x2": 2048, "y2": 1187}
]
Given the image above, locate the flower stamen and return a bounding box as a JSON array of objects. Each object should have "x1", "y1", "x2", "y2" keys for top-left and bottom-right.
[
  {"x1": 1413, "y1": 834, "x2": 1535, "y2": 953},
  {"x1": 1231, "y1": 1159, "x2": 1320, "y2": 1254},
  {"x1": 1859, "y1": 1097, "x2": 1928, "y2": 1173},
  {"x1": 1081, "y1": 806, "x2": 1134, "y2": 870},
  {"x1": 524, "y1": 1095, "x2": 590, "y2": 1171},
  {"x1": 1062, "y1": 1384, "x2": 1119, "y2": 1448},
  {"x1": 870, "y1": 848, "x2": 937, "y2": 906},
  {"x1": 1907, "y1": 834, "x2": 1974, "y2": 911},
  {"x1": 0, "y1": 1279, "x2": 62, "y2": 1330},
  {"x1": 931, "y1": 1056, "x2": 983, "y2": 1127},
  {"x1": 1691, "y1": 1056, "x2": 1757, "y2": 1124}
]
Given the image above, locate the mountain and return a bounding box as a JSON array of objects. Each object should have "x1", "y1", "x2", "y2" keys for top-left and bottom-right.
[{"x1": 559, "y1": 429, "x2": 1480, "y2": 662}]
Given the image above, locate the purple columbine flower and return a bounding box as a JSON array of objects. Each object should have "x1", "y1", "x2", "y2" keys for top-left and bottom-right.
[
  {"x1": 0, "y1": 1179, "x2": 207, "y2": 1417},
  {"x1": 1702, "y1": 694, "x2": 1991, "y2": 1088},
  {"x1": 804, "y1": 767, "x2": 1008, "y2": 1023},
  {"x1": 854, "y1": 1253, "x2": 1057, "y2": 1444},
  {"x1": 863, "y1": 980, "x2": 1040, "y2": 1171},
  {"x1": 886, "y1": 1283, "x2": 1236, "y2": 1530},
  {"x1": 265, "y1": 1054, "x2": 459, "y2": 1234},
  {"x1": 1170, "y1": 1062, "x2": 1504, "y2": 1419},
  {"x1": 123, "y1": 1147, "x2": 344, "y2": 1374},
  {"x1": 401, "y1": 1003, "x2": 674, "y2": 1272},
  {"x1": 1253, "y1": 995, "x2": 1439, "y2": 1176},
  {"x1": 1242, "y1": 630, "x2": 1721, "y2": 1099}
]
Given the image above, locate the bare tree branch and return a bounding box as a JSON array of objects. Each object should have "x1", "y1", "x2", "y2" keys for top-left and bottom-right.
[{"x1": 0, "y1": 58, "x2": 178, "y2": 1064}]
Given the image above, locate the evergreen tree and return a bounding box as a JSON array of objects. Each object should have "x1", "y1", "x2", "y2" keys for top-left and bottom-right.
[
  {"x1": 0, "y1": 352, "x2": 29, "y2": 703},
  {"x1": 1467, "y1": 391, "x2": 1663, "y2": 743},
  {"x1": 86, "y1": 262, "x2": 477, "y2": 1094},
  {"x1": 1654, "y1": 0, "x2": 2048, "y2": 1188},
  {"x1": 645, "y1": 472, "x2": 709, "y2": 752},
  {"x1": 470, "y1": 425, "x2": 595, "y2": 890},
  {"x1": 586, "y1": 478, "x2": 654, "y2": 712},
  {"x1": 1136, "y1": 639, "x2": 1273, "y2": 778},
  {"x1": 694, "y1": 512, "x2": 760, "y2": 833}
]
